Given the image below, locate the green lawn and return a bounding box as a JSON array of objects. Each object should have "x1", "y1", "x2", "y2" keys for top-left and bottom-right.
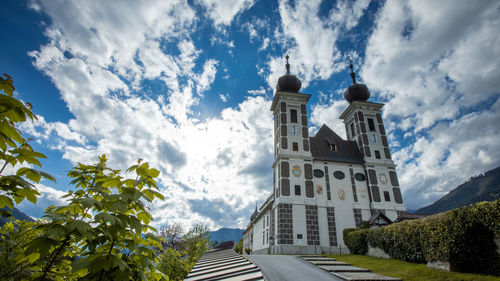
[{"x1": 327, "y1": 254, "x2": 500, "y2": 281}]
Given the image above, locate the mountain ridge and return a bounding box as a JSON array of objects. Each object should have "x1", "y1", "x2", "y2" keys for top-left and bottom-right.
[
  {"x1": 415, "y1": 166, "x2": 500, "y2": 215},
  {"x1": 209, "y1": 227, "x2": 244, "y2": 244}
]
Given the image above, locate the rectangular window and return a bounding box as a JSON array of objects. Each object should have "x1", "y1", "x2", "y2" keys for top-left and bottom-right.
[
  {"x1": 263, "y1": 232, "x2": 265, "y2": 244},
  {"x1": 368, "y1": 118, "x2": 376, "y2": 131},
  {"x1": 353, "y1": 209, "x2": 362, "y2": 227},
  {"x1": 295, "y1": 185, "x2": 301, "y2": 196},
  {"x1": 293, "y1": 142, "x2": 298, "y2": 151},
  {"x1": 375, "y1": 150, "x2": 381, "y2": 159},
  {"x1": 290, "y1": 109, "x2": 298, "y2": 123},
  {"x1": 384, "y1": 191, "x2": 391, "y2": 201},
  {"x1": 329, "y1": 143, "x2": 337, "y2": 151},
  {"x1": 267, "y1": 215, "x2": 269, "y2": 227},
  {"x1": 350, "y1": 123, "x2": 355, "y2": 138}
]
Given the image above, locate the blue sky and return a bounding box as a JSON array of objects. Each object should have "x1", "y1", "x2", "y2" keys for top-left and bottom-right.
[{"x1": 1, "y1": 0, "x2": 499, "y2": 230}]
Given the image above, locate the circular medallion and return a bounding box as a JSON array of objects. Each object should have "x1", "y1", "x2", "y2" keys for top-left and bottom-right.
[
  {"x1": 354, "y1": 173, "x2": 366, "y2": 181},
  {"x1": 316, "y1": 184, "x2": 323, "y2": 194},
  {"x1": 360, "y1": 191, "x2": 367, "y2": 198},
  {"x1": 333, "y1": 171, "x2": 345, "y2": 180},
  {"x1": 338, "y1": 189, "x2": 345, "y2": 200},
  {"x1": 292, "y1": 165, "x2": 302, "y2": 177},
  {"x1": 379, "y1": 173, "x2": 388, "y2": 185}
]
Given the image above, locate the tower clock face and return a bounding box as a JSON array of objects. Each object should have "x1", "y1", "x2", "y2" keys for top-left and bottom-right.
[{"x1": 288, "y1": 124, "x2": 298, "y2": 136}]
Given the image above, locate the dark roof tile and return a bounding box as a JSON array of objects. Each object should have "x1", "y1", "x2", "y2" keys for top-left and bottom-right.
[{"x1": 310, "y1": 125, "x2": 364, "y2": 164}]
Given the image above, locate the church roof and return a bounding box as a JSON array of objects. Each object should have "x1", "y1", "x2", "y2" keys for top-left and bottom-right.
[
  {"x1": 367, "y1": 212, "x2": 393, "y2": 225},
  {"x1": 309, "y1": 124, "x2": 364, "y2": 164}
]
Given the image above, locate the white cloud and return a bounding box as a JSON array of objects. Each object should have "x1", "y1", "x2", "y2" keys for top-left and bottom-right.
[
  {"x1": 197, "y1": 0, "x2": 255, "y2": 27},
  {"x1": 25, "y1": 0, "x2": 273, "y2": 229},
  {"x1": 264, "y1": 0, "x2": 370, "y2": 91},
  {"x1": 310, "y1": 98, "x2": 349, "y2": 138},
  {"x1": 196, "y1": 59, "x2": 218, "y2": 94},
  {"x1": 259, "y1": 38, "x2": 270, "y2": 51},
  {"x1": 247, "y1": 86, "x2": 266, "y2": 96},
  {"x1": 219, "y1": 93, "x2": 228, "y2": 102},
  {"x1": 362, "y1": 0, "x2": 500, "y2": 209}
]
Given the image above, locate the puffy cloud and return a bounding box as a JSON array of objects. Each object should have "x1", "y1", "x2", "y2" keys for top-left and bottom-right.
[
  {"x1": 264, "y1": 0, "x2": 371, "y2": 90},
  {"x1": 197, "y1": 0, "x2": 255, "y2": 27},
  {"x1": 247, "y1": 87, "x2": 266, "y2": 96},
  {"x1": 362, "y1": 0, "x2": 500, "y2": 208}
]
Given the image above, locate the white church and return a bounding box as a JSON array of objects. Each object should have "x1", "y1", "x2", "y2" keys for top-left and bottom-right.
[{"x1": 243, "y1": 57, "x2": 407, "y2": 254}]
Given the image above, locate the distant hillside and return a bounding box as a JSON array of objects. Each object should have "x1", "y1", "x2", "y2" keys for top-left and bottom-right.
[
  {"x1": 416, "y1": 166, "x2": 500, "y2": 215},
  {"x1": 210, "y1": 228, "x2": 244, "y2": 244},
  {"x1": 0, "y1": 207, "x2": 34, "y2": 226}
]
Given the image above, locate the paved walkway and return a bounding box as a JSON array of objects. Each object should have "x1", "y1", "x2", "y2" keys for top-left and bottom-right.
[{"x1": 247, "y1": 255, "x2": 343, "y2": 281}]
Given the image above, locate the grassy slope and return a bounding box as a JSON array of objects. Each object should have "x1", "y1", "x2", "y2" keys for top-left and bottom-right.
[{"x1": 327, "y1": 254, "x2": 500, "y2": 281}]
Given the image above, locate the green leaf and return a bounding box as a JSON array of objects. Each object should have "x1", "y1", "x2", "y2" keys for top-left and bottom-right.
[
  {"x1": 143, "y1": 189, "x2": 164, "y2": 201},
  {"x1": 17, "y1": 188, "x2": 39, "y2": 204},
  {"x1": 102, "y1": 177, "x2": 122, "y2": 187},
  {"x1": 66, "y1": 220, "x2": 92, "y2": 236},
  {"x1": 137, "y1": 212, "x2": 152, "y2": 224},
  {"x1": 0, "y1": 195, "x2": 14, "y2": 209},
  {"x1": 26, "y1": 237, "x2": 55, "y2": 257}
]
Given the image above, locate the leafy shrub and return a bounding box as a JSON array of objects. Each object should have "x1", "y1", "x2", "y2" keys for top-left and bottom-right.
[
  {"x1": 157, "y1": 248, "x2": 191, "y2": 281},
  {"x1": 343, "y1": 228, "x2": 368, "y2": 255},
  {"x1": 343, "y1": 199, "x2": 500, "y2": 275},
  {"x1": 234, "y1": 239, "x2": 243, "y2": 254},
  {"x1": 244, "y1": 247, "x2": 251, "y2": 255}
]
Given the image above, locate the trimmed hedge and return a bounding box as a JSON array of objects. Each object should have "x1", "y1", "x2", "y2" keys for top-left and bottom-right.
[
  {"x1": 343, "y1": 199, "x2": 500, "y2": 275},
  {"x1": 343, "y1": 228, "x2": 368, "y2": 255}
]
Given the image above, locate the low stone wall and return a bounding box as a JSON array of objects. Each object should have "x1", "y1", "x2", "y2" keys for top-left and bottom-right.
[
  {"x1": 264, "y1": 245, "x2": 350, "y2": 255},
  {"x1": 367, "y1": 246, "x2": 391, "y2": 259},
  {"x1": 427, "y1": 260, "x2": 452, "y2": 271}
]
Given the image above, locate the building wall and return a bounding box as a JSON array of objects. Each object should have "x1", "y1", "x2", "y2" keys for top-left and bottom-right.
[
  {"x1": 248, "y1": 91, "x2": 409, "y2": 255},
  {"x1": 243, "y1": 227, "x2": 252, "y2": 252},
  {"x1": 251, "y1": 210, "x2": 271, "y2": 252}
]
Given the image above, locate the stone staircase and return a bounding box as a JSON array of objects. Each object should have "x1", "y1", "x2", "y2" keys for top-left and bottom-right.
[{"x1": 299, "y1": 255, "x2": 401, "y2": 281}]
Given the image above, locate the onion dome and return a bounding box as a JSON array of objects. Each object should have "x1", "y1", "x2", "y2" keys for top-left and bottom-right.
[
  {"x1": 344, "y1": 60, "x2": 370, "y2": 103},
  {"x1": 276, "y1": 55, "x2": 302, "y2": 92}
]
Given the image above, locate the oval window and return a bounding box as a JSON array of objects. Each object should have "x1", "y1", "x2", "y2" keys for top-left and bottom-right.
[
  {"x1": 333, "y1": 171, "x2": 345, "y2": 179},
  {"x1": 313, "y1": 169, "x2": 324, "y2": 178},
  {"x1": 354, "y1": 173, "x2": 366, "y2": 181}
]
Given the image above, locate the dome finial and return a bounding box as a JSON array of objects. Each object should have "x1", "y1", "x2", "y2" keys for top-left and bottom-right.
[
  {"x1": 276, "y1": 55, "x2": 302, "y2": 92},
  {"x1": 349, "y1": 59, "x2": 357, "y2": 84},
  {"x1": 285, "y1": 55, "x2": 290, "y2": 74}
]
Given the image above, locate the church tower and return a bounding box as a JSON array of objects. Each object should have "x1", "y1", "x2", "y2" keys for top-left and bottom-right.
[
  {"x1": 339, "y1": 62, "x2": 405, "y2": 220},
  {"x1": 270, "y1": 56, "x2": 315, "y2": 248}
]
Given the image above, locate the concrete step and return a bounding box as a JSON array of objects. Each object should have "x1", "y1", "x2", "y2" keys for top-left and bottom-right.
[
  {"x1": 297, "y1": 255, "x2": 325, "y2": 258},
  {"x1": 308, "y1": 260, "x2": 348, "y2": 266},
  {"x1": 319, "y1": 265, "x2": 371, "y2": 273},
  {"x1": 301, "y1": 257, "x2": 337, "y2": 261},
  {"x1": 330, "y1": 272, "x2": 402, "y2": 281}
]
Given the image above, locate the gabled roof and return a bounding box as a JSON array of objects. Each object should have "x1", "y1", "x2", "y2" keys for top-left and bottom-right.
[
  {"x1": 309, "y1": 124, "x2": 364, "y2": 164},
  {"x1": 368, "y1": 212, "x2": 392, "y2": 225}
]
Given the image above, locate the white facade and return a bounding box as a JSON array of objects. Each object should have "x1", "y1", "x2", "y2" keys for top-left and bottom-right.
[{"x1": 244, "y1": 68, "x2": 407, "y2": 255}]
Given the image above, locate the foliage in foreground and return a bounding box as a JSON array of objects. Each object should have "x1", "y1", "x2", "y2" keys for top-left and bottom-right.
[
  {"x1": 343, "y1": 199, "x2": 500, "y2": 275},
  {"x1": 0, "y1": 74, "x2": 212, "y2": 280},
  {"x1": 234, "y1": 239, "x2": 243, "y2": 255},
  {"x1": 0, "y1": 74, "x2": 55, "y2": 218},
  {"x1": 157, "y1": 223, "x2": 212, "y2": 281},
  {"x1": 0, "y1": 156, "x2": 167, "y2": 281},
  {"x1": 329, "y1": 254, "x2": 500, "y2": 281}
]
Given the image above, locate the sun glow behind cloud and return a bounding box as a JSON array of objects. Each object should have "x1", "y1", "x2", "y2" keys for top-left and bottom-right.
[{"x1": 11, "y1": 0, "x2": 500, "y2": 229}]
